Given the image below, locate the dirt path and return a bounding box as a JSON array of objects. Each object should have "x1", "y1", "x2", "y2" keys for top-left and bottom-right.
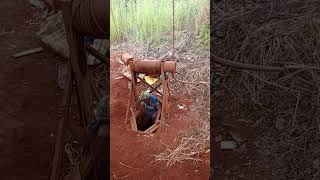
[
  {"x1": 0, "y1": 1, "x2": 61, "y2": 179},
  {"x1": 110, "y1": 54, "x2": 210, "y2": 179}
]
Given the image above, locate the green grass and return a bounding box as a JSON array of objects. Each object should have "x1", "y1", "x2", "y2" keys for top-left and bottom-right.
[
  {"x1": 193, "y1": 23, "x2": 210, "y2": 51},
  {"x1": 111, "y1": 0, "x2": 209, "y2": 47}
]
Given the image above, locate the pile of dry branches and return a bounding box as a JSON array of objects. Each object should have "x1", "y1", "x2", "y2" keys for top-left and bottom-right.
[
  {"x1": 213, "y1": 0, "x2": 320, "y2": 179},
  {"x1": 155, "y1": 122, "x2": 210, "y2": 166}
]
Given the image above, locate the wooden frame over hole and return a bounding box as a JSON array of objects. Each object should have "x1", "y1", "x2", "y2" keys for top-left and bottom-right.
[{"x1": 130, "y1": 105, "x2": 162, "y2": 134}]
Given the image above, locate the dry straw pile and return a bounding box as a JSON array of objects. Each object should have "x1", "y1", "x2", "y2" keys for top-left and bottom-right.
[{"x1": 213, "y1": 0, "x2": 320, "y2": 179}]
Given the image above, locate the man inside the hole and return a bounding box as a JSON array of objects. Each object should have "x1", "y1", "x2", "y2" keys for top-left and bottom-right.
[{"x1": 137, "y1": 91, "x2": 160, "y2": 131}]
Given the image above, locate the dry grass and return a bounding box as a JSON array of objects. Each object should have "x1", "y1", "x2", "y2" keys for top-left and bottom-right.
[
  {"x1": 152, "y1": 37, "x2": 210, "y2": 166},
  {"x1": 155, "y1": 122, "x2": 210, "y2": 166},
  {"x1": 213, "y1": 0, "x2": 320, "y2": 178}
]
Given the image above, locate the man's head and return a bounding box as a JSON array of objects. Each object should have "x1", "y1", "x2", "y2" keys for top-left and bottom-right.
[
  {"x1": 139, "y1": 91, "x2": 150, "y2": 102},
  {"x1": 144, "y1": 96, "x2": 151, "y2": 105}
]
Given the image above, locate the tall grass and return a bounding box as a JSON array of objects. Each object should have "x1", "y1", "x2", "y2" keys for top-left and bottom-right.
[{"x1": 110, "y1": 0, "x2": 209, "y2": 46}]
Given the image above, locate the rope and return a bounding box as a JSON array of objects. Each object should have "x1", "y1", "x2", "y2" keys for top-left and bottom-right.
[
  {"x1": 171, "y1": 72, "x2": 209, "y2": 85},
  {"x1": 172, "y1": 0, "x2": 175, "y2": 60},
  {"x1": 71, "y1": 0, "x2": 107, "y2": 37},
  {"x1": 214, "y1": 55, "x2": 320, "y2": 71}
]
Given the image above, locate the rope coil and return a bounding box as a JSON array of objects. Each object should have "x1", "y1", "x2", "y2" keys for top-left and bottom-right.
[{"x1": 71, "y1": 0, "x2": 108, "y2": 38}]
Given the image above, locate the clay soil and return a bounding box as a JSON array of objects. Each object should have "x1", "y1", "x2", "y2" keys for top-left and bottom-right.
[
  {"x1": 110, "y1": 53, "x2": 210, "y2": 179},
  {"x1": 0, "y1": 1, "x2": 62, "y2": 179}
]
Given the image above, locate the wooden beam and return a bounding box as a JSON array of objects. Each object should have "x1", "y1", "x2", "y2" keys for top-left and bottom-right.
[
  {"x1": 50, "y1": 67, "x2": 73, "y2": 180},
  {"x1": 85, "y1": 45, "x2": 108, "y2": 65},
  {"x1": 136, "y1": 76, "x2": 163, "y2": 96},
  {"x1": 129, "y1": 64, "x2": 138, "y2": 106},
  {"x1": 62, "y1": 3, "x2": 94, "y2": 126},
  {"x1": 145, "y1": 123, "x2": 160, "y2": 134},
  {"x1": 125, "y1": 90, "x2": 133, "y2": 124},
  {"x1": 12, "y1": 47, "x2": 43, "y2": 59},
  {"x1": 130, "y1": 111, "x2": 137, "y2": 131}
]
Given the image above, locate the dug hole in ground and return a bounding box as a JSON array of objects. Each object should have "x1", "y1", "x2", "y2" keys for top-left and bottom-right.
[{"x1": 110, "y1": 53, "x2": 210, "y2": 179}]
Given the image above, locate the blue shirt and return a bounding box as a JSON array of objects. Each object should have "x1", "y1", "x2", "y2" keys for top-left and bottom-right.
[{"x1": 144, "y1": 95, "x2": 159, "y2": 118}]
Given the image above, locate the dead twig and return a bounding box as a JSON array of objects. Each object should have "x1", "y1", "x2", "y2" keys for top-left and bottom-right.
[
  {"x1": 13, "y1": 47, "x2": 43, "y2": 59},
  {"x1": 119, "y1": 161, "x2": 144, "y2": 170},
  {"x1": 214, "y1": 55, "x2": 320, "y2": 71}
]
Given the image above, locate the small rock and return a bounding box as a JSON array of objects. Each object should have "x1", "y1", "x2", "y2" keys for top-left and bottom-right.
[
  {"x1": 221, "y1": 141, "x2": 237, "y2": 150},
  {"x1": 177, "y1": 104, "x2": 187, "y2": 110}
]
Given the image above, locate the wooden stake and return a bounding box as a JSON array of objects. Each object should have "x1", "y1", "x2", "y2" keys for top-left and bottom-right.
[
  {"x1": 13, "y1": 47, "x2": 43, "y2": 59},
  {"x1": 50, "y1": 66, "x2": 73, "y2": 180},
  {"x1": 130, "y1": 111, "x2": 137, "y2": 131},
  {"x1": 145, "y1": 123, "x2": 160, "y2": 134},
  {"x1": 129, "y1": 62, "x2": 138, "y2": 106},
  {"x1": 62, "y1": 2, "x2": 94, "y2": 127},
  {"x1": 125, "y1": 89, "x2": 133, "y2": 124}
]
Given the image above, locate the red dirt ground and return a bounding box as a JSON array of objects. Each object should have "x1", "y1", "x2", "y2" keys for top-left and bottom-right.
[
  {"x1": 0, "y1": 1, "x2": 62, "y2": 179},
  {"x1": 110, "y1": 54, "x2": 210, "y2": 179}
]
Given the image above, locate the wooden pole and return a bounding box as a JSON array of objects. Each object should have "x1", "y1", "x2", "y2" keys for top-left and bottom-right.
[
  {"x1": 125, "y1": 89, "x2": 133, "y2": 124},
  {"x1": 129, "y1": 62, "x2": 138, "y2": 106},
  {"x1": 62, "y1": 2, "x2": 94, "y2": 127},
  {"x1": 50, "y1": 68, "x2": 73, "y2": 180}
]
